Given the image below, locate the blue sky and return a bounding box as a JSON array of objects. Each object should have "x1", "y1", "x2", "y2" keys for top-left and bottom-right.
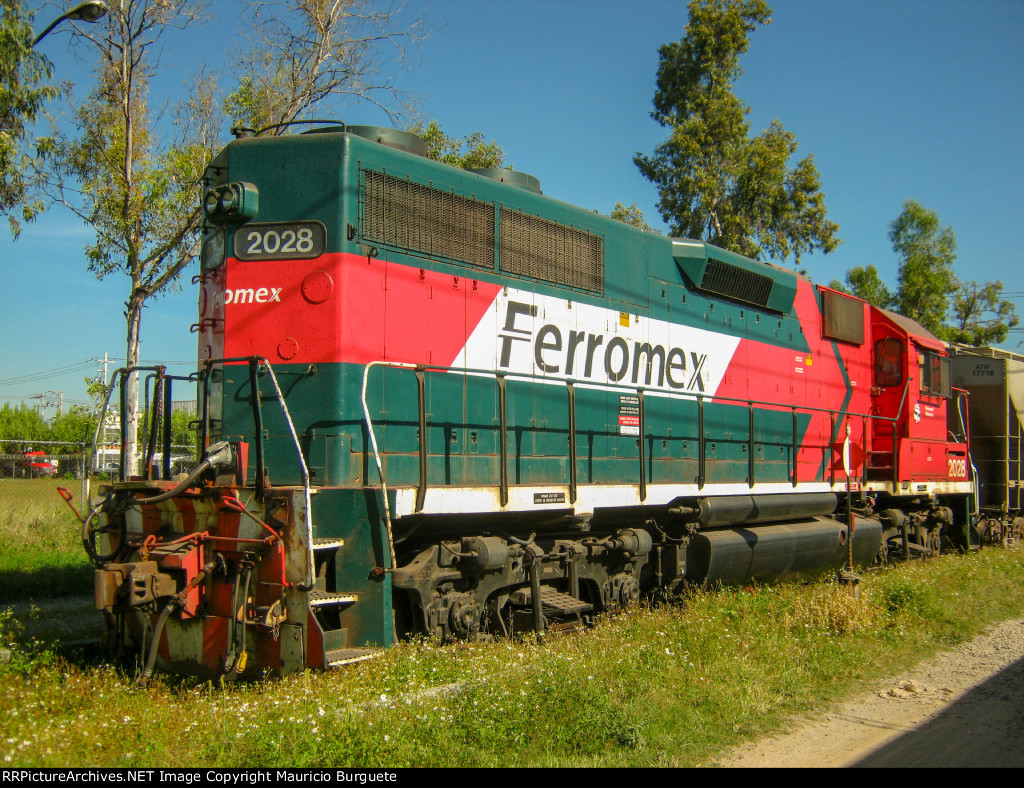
[{"x1": 2, "y1": 0, "x2": 1022, "y2": 413}]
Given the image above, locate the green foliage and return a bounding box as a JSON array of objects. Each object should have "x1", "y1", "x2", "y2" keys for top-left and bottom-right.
[
  {"x1": 834, "y1": 200, "x2": 1019, "y2": 346},
  {"x1": 0, "y1": 403, "x2": 48, "y2": 451},
  {"x1": 49, "y1": 406, "x2": 96, "y2": 447},
  {"x1": 609, "y1": 201, "x2": 656, "y2": 232},
  {"x1": 948, "y1": 279, "x2": 1020, "y2": 346},
  {"x1": 0, "y1": 0, "x2": 61, "y2": 236},
  {"x1": 889, "y1": 199, "x2": 958, "y2": 337},
  {"x1": 828, "y1": 264, "x2": 893, "y2": 309},
  {"x1": 634, "y1": 0, "x2": 838, "y2": 264},
  {"x1": 409, "y1": 120, "x2": 505, "y2": 169},
  {"x1": 878, "y1": 574, "x2": 935, "y2": 618},
  {"x1": 0, "y1": 403, "x2": 95, "y2": 456}
]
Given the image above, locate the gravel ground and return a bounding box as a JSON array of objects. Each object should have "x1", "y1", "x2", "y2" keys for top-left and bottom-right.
[{"x1": 713, "y1": 615, "x2": 1024, "y2": 768}]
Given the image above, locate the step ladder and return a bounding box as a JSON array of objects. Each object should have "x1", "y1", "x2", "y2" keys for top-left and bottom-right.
[
  {"x1": 509, "y1": 586, "x2": 593, "y2": 616},
  {"x1": 325, "y1": 647, "x2": 385, "y2": 667}
]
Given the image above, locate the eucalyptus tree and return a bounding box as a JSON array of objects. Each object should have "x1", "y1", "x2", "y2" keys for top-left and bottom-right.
[
  {"x1": 45, "y1": 0, "x2": 214, "y2": 475},
  {"x1": 225, "y1": 0, "x2": 425, "y2": 133},
  {"x1": 609, "y1": 201, "x2": 656, "y2": 232},
  {"x1": 888, "y1": 199, "x2": 958, "y2": 338},
  {"x1": 828, "y1": 265, "x2": 893, "y2": 310},
  {"x1": 39, "y1": 0, "x2": 425, "y2": 475},
  {"x1": 634, "y1": 0, "x2": 838, "y2": 264},
  {"x1": 409, "y1": 120, "x2": 504, "y2": 169},
  {"x1": 948, "y1": 280, "x2": 1019, "y2": 346}
]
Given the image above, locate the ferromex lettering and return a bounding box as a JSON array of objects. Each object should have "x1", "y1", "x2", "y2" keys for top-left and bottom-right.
[
  {"x1": 492, "y1": 298, "x2": 719, "y2": 392},
  {"x1": 217, "y1": 287, "x2": 283, "y2": 306}
]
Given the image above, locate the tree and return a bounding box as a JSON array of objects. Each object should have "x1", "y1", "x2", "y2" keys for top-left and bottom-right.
[
  {"x1": 225, "y1": 0, "x2": 425, "y2": 132},
  {"x1": 37, "y1": 1, "x2": 423, "y2": 477},
  {"x1": 888, "y1": 199, "x2": 958, "y2": 337},
  {"x1": 409, "y1": 120, "x2": 504, "y2": 169},
  {"x1": 0, "y1": 402, "x2": 47, "y2": 452},
  {"x1": 609, "y1": 201, "x2": 656, "y2": 232},
  {"x1": 831, "y1": 200, "x2": 1018, "y2": 346},
  {"x1": 948, "y1": 279, "x2": 1019, "y2": 346},
  {"x1": 828, "y1": 264, "x2": 892, "y2": 309},
  {"x1": 634, "y1": 0, "x2": 838, "y2": 264},
  {"x1": 50, "y1": 405, "x2": 97, "y2": 448},
  {"x1": 0, "y1": 0, "x2": 60, "y2": 236},
  {"x1": 45, "y1": 0, "x2": 214, "y2": 477}
]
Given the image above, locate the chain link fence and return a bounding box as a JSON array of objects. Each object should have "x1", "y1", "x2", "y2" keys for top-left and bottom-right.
[{"x1": 0, "y1": 439, "x2": 198, "y2": 514}]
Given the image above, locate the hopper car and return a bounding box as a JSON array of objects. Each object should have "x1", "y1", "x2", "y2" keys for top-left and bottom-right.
[{"x1": 74, "y1": 124, "x2": 1012, "y2": 682}]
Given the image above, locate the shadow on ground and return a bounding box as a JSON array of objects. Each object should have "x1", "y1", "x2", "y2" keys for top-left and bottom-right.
[{"x1": 854, "y1": 656, "x2": 1024, "y2": 767}]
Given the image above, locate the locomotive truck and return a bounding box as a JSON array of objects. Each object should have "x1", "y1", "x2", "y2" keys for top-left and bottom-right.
[{"x1": 76, "y1": 123, "x2": 1007, "y2": 682}]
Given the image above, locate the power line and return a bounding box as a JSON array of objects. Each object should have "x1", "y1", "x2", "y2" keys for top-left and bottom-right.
[
  {"x1": 0, "y1": 360, "x2": 96, "y2": 387},
  {"x1": 0, "y1": 356, "x2": 196, "y2": 390}
]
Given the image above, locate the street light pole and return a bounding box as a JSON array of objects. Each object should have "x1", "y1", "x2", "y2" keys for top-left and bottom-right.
[{"x1": 32, "y1": 1, "x2": 108, "y2": 47}]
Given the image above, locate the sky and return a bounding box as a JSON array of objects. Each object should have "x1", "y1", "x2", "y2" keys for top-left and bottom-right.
[{"x1": 2, "y1": 0, "x2": 1023, "y2": 415}]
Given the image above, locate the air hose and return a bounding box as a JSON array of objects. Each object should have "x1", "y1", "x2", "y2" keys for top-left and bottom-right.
[
  {"x1": 131, "y1": 441, "x2": 234, "y2": 506},
  {"x1": 83, "y1": 442, "x2": 234, "y2": 566},
  {"x1": 136, "y1": 559, "x2": 219, "y2": 689}
]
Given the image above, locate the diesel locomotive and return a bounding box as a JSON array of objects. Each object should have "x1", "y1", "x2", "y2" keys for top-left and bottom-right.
[{"x1": 77, "y1": 124, "x2": 1019, "y2": 682}]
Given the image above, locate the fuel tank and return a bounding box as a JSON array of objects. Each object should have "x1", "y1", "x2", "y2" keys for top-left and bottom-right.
[{"x1": 686, "y1": 515, "x2": 881, "y2": 585}]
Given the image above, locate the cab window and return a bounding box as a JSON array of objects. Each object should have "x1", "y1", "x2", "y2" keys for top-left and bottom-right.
[
  {"x1": 920, "y1": 350, "x2": 951, "y2": 398},
  {"x1": 875, "y1": 337, "x2": 903, "y2": 387}
]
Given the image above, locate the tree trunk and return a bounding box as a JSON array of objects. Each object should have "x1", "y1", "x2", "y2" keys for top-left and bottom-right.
[{"x1": 123, "y1": 291, "x2": 144, "y2": 478}]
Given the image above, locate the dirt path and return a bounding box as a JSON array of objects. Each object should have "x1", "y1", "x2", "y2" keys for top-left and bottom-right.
[{"x1": 713, "y1": 615, "x2": 1024, "y2": 767}]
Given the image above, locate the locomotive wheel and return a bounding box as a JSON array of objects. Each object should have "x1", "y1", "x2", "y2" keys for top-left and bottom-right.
[
  {"x1": 926, "y1": 529, "x2": 941, "y2": 556},
  {"x1": 985, "y1": 518, "x2": 1004, "y2": 545}
]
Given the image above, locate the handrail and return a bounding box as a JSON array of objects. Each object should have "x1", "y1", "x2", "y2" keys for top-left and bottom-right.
[
  {"x1": 93, "y1": 358, "x2": 317, "y2": 589},
  {"x1": 359, "y1": 360, "x2": 898, "y2": 511},
  {"x1": 361, "y1": 361, "x2": 415, "y2": 570},
  {"x1": 200, "y1": 355, "x2": 316, "y2": 589},
  {"x1": 89, "y1": 365, "x2": 168, "y2": 482}
]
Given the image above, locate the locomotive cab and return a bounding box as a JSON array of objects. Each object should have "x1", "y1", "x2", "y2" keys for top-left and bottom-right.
[{"x1": 867, "y1": 310, "x2": 967, "y2": 488}]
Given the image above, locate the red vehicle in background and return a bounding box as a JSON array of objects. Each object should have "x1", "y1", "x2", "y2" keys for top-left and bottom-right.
[{"x1": 23, "y1": 451, "x2": 58, "y2": 478}]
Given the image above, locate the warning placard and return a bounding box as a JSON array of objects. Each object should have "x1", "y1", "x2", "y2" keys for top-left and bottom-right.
[{"x1": 619, "y1": 395, "x2": 640, "y2": 436}]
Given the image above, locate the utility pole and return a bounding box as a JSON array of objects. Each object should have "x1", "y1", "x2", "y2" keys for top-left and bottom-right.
[
  {"x1": 28, "y1": 390, "x2": 63, "y2": 418},
  {"x1": 94, "y1": 352, "x2": 111, "y2": 385},
  {"x1": 89, "y1": 352, "x2": 118, "y2": 473}
]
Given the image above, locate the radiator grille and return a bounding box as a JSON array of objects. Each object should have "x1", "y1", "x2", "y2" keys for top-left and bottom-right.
[
  {"x1": 699, "y1": 259, "x2": 773, "y2": 307},
  {"x1": 499, "y1": 208, "x2": 603, "y2": 292},
  {"x1": 363, "y1": 170, "x2": 495, "y2": 269},
  {"x1": 821, "y1": 288, "x2": 865, "y2": 345}
]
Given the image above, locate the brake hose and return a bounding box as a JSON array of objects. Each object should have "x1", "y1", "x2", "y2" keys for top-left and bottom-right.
[
  {"x1": 84, "y1": 443, "x2": 235, "y2": 566},
  {"x1": 130, "y1": 441, "x2": 234, "y2": 506},
  {"x1": 137, "y1": 559, "x2": 219, "y2": 689}
]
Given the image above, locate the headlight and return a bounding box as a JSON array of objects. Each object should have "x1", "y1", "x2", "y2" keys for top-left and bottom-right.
[{"x1": 202, "y1": 182, "x2": 259, "y2": 224}]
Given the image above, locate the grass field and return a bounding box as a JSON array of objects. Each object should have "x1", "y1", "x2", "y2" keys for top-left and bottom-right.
[
  {"x1": 0, "y1": 479, "x2": 93, "y2": 602},
  {"x1": 1, "y1": 538, "x2": 1023, "y2": 767}
]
